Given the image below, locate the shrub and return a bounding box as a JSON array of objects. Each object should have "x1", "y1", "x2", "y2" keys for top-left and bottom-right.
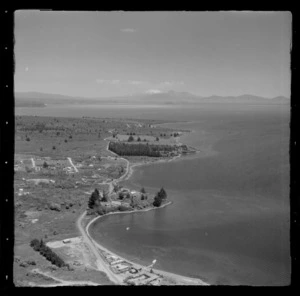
[
  {"x1": 118, "y1": 191, "x2": 130, "y2": 200},
  {"x1": 118, "y1": 204, "x2": 132, "y2": 212},
  {"x1": 49, "y1": 203, "x2": 61, "y2": 211},
  {"x1": 96, "y1": 205, "x2": 106, "y2": 215},
  {"x1": 128, "y1": 135, "x2": 134, "y2": 142},
  {"x1": 101, "y1": 190, "x2": 108, "y2": 202},
  {"x1": 25, "y1": 166, "x2": 33, "y2": 173}
]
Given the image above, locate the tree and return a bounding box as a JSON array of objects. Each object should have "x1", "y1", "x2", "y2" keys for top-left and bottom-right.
[
  {"x1": 156, "y1": 137, "x2": 159, "y2": 141},
  {"x1": 141, "y1": 194, "x2": 147, "y2": 200},
  {"x1": 43, "y1": 161, "x2": 49, "y2": 169},
  {"x1": 137, "y1": 137, "x2": 141, "y2": 142},
  {"x1": 153, "y1": 194, "x2": 162, "y2": 207},
  {"x1": 30, "y1": 239, "x2": 41, "y2": 251},
  {"x1": 113, "y1": 183, "x2": 119, "y2": 192},
  {"x1": 88, "y1": 189, "x2": 100, "y2": 209},
  {"x1": 140, "y1": 187, "x2": 146, "y2": 194},
  {"x1": 101, "y1": 190, "x2": 108, "y2": 202},
  {"x1": 158, "y1": 187, "x2": 167, "y2": 200},
  {"x1": 128, "y1": 135, "x2": 134, "y2": 142}
]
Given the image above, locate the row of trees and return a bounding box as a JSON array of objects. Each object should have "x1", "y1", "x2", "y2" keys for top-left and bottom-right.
[
  {"x1": 109, "y1": 142, "x2": 161, "y2": 157},
  {"x1": 128, "y1": 135, "x2": 147, "y2": 142},
  {"x1": 109, "y1": 142, "x2": 177, "y2": 157},
  {"x1": 153, "y1": 187, "x2": 167, "y2": 207},
  {"x1": 30, "y1": 239, "x2": 69, "y2": 268}
]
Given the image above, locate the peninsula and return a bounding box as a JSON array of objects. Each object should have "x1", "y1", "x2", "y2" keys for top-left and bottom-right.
[{"x1": 14, "y1": 115, "x2": 207, "y2": 286}]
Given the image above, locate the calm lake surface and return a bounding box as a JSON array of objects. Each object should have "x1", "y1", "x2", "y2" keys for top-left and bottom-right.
[{"x1": 16, "y1": 103, "x2": 291, "y2": 285}]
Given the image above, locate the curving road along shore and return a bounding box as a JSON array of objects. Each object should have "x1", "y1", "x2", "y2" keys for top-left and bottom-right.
[
  {"x1": 77, "y1": 211, "x2": 123, "y2": 285},
  {"x1": 75, "y1": 136, "x2": 209, "y2": 285},
  {"x1": 83, "y1": 205, "x2": 209, "y2": 285}
]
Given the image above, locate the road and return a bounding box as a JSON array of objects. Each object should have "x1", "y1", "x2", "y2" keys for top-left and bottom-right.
[
  {"x1": 31, "y1": 158, "x2": 36, "y2": 170},
  {"x1": 74, "y1": 147, "x2": 132, "y2": 285},
  {"x1": 76, "y1": 211, "x2": 122, "y2": 285},
  {"x1": 67, "y1": 157, "x2": 79, "y2": 172}
]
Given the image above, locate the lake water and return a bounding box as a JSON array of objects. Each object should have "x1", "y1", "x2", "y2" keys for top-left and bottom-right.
[{"x1": 16, "y1": 103, "x2": 291, "y2": 285}]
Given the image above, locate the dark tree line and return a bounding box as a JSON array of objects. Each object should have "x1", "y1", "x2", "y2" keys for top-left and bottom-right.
[
  {"x1": 109, "y1": 142, "x2": 177, "y2": 157},
  {"x1": 153, "y1": 187, "x2": 167, "y2": 207},
  {"x1": 30, "y1": 239, "x2": 69, "y2": 268}
]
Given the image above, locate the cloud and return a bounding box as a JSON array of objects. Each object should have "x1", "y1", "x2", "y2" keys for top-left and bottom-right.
[
  {"x1": 161, "y1": 81, "x2": 173, "y2": 86},
  {"x1": 145, "y1": 89, "x2": 163, "y2": 94},
  {"x1": 121, "y1": 28, "x2": 137, "y2": 33},
  {"x1": 96, "y1": 79, "x2": 120, "y2": 84},
  {"x1": 96, "y1": 79, "x2": 148, "y2": 85},
  {"x1": 111, "y1": 80, "x2": 120, "y2": 84},
  {"x1": 160, "y1": 81, "x2": 185, "y2": 86},
  {"x1": 127, "y1": 80, "x2": 145, "y2": 85}
]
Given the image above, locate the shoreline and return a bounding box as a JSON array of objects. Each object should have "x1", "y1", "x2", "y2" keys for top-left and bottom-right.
[
  {"x1": 82, "y1": 129, "x2": 211, "y2": 285},
  {"x1": 85, "y1": 205, "x2": 209, "y2": 285}
]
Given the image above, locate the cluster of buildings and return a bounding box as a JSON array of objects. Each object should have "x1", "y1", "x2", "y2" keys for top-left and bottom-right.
[
  {"x1": 100, "y1": 250, "x2": 163, "y2": 285},
  {"x1": 17, "y1": 188, "x2": 30, "y2": 196}
]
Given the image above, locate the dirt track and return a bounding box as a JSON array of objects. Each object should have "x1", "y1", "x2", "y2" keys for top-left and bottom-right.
[{"x1": 76, "y1": 211, "x2": 123, "y2": 284}]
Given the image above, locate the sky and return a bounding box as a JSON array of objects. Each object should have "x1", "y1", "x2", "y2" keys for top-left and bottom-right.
[{"x1": 14, "y1": 11, "x2": 292, "y2": 98}]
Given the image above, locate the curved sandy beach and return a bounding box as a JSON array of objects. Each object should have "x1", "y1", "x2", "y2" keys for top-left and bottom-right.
[
  {"x1": 80, "y1": 133, "x2": 210, "y2": 285},
  {"x1": 85, "y1": 207, "x2": 209, "y2": 285}
]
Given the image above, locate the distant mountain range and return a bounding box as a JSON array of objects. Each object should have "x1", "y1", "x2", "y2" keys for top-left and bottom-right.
[{"x1": 15, "y1": 91, "x2": 290, "y2": 107}]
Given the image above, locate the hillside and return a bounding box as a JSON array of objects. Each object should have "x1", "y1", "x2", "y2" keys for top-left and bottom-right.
[{"x1": 15, "y1": 91, "x2": 290, "y2": 106}]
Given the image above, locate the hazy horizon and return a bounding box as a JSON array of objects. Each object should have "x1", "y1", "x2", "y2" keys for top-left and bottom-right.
[
  {"x1": 14, "y1": 89, "x2": 290, "y2": 100},
  {"x1": 15, "y1": 11, "x2": 291, "y2": 98}
]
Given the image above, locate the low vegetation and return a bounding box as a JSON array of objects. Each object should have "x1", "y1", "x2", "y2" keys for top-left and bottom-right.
[{"x1": 14, "y1": 115, "x2": 180, "y2": 286}]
